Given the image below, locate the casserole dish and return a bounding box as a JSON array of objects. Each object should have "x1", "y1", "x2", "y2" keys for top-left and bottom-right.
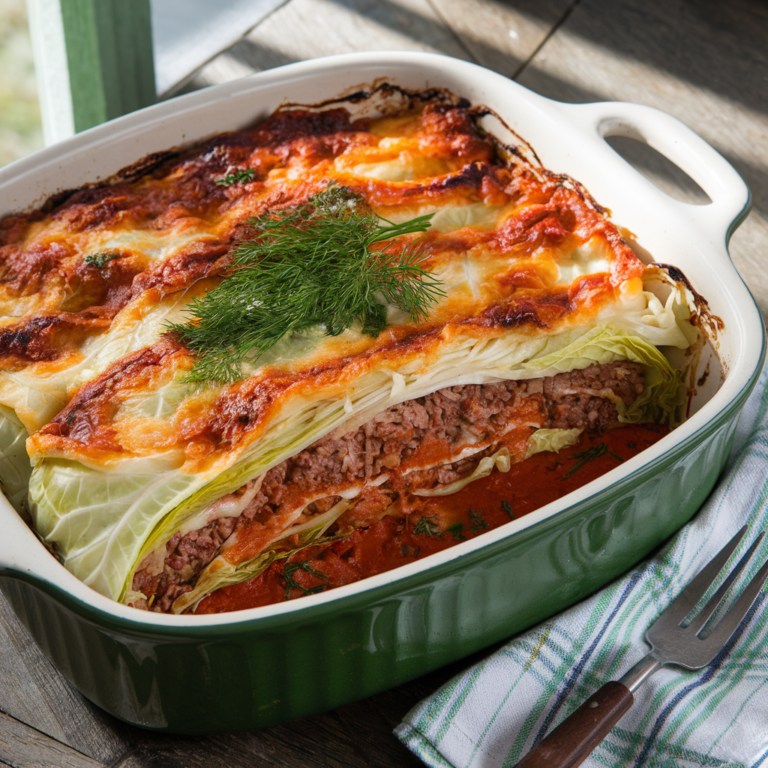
[{"x1": 0, "y1": 52, "x2": 762, "y2": 733}]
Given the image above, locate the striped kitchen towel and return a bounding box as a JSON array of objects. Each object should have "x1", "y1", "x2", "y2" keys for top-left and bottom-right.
[{"x1": 396, "y1": 363, "x2": 768, "y2": 768}]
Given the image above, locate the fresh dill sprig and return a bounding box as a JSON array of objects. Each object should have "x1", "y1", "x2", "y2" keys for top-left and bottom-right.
[
  {"x1": 216, "y1": 168, "x2": 256, "y2": 187},
  {"x1": 469, "y1": 509, "x2": 489, "y2": 533},
  {"x1": 283, "y1": 560, "x2": 328, "y2": 600},
  {"x1": 501, "y1": 501, "x2": 515, "y2": 520},
  {"x1": 446, "y1": 522, "x2": 466, "y2": 541},
  {"x1": 414, "y1": 514, "x2": 442, "y2": 538},
  {"x1": 84, "y1": 251, "x2": 121, "y2": 268},
  {"x1": 171, "y1": 184, "x2": 443, "y2": 384},
  {"x1": 561, "y1": 442, "x2": 624, "y2": 480}
]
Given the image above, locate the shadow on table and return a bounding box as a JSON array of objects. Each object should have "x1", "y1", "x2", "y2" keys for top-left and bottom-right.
[{"x1": 199, "y1": 0, "x2": 767, "y2": 236}]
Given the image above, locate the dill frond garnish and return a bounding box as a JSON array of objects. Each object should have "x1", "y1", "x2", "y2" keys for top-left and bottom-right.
[
  {"x1": 216, "y1": 168, "x2": 256, "y2": 187},
  {"x1": 561, "y1": 442, "x2": 624, "y2": 480},
  {"x1": 414, "y1": 514, "x2": 442, "y2": 538},
  {"x1": 171, "y1": 184, "x2": 443, "y2": 384},
  {"x1": 501, "y1": 501, "x2": 515, "y2": 519},
  {"x1": 84, "y1": 251, "x2": 121, "y2": 268},
  {"x1": 283, "y1": 560, "x2": 328, "y2": 599},
  {"x1": 469, "y1": 509, "x2": 489, "y2": 532}
]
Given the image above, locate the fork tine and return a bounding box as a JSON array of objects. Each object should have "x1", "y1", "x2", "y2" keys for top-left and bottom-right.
[
  {"x1": 650, "y1": 526, "x2": 748, "y2": 633},
  {"x1": 686, "y1": 532, "x2": 765, "y2": 636},
  {"x1": 700, "y1": 558, "x2": 768, "y2": 650}
]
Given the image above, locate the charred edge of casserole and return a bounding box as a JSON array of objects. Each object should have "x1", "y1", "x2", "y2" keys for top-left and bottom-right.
[
  {"x1": 11, "y1": 84, "x2": 465, "y2": 219},
  {"x1": 252, "y1": 85, "x2": 544, "y2": 193},
  {"x1": 468, "y1": 105, "x2": 543, "y2": 170},
  {"x1": 20, "y1": 107, "x2": 364, "y2": 221},
  {"x1": 651, "y1": 262, "x2": 724, "y2": 337},
  {"x1": 468, "y1": 104, "x2": 612, "y2": 217},
  {"x1": 35, "y1": 151, "x2": 187, "y2": 214},
  {"x1": 277, "y1": 81, "x2": 464, "y2": 116},
  {"x1": 4, "y1": 86, "x2": 592, "y2": 236},
  {"x1": 0, "y1": 312, "x2": 116, "y2": 365},
  {"x1": 542, "y1": 172, "x2": 609, "y2": 216},
  {"x1": 115, "y1": 150, "x2": 186, "y2": 183}
]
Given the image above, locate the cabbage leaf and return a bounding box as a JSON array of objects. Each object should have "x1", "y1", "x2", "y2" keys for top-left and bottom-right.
[
  {"x1": 170, "y1": 497, "x2": 353, "y2": 614},
  {"x1": 524, "y1": 428, "x2": 583, "y2": 459},
  {"x1": 0, "y1": 285, "x2": 201, "y2": 433},
  {"x1": 28, "y1": 314, "x2": 690, "y2": 605},
  {"x1": 519, "y1": 324, "x2": 684, "y2": 424},
  {"x1": 0, "y1": 405, "x2": 32, "y2": 517},
  {"x1": 413, "y1": 447, "x2": 512, "y2": 497},
  {"x1": 29, "y1": 453, "x2": 200, "y2": 597}
]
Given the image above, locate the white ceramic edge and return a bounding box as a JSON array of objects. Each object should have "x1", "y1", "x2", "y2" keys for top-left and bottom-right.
[
  {"x1": 0, "y1": 51, "x2": 762, "y2": 629},
  {"x1": 552, "y1": 101, "x2": 749, "y2": 240}
]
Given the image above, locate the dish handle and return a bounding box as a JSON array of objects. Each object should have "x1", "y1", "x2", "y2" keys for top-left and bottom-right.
[{"x1": 559, "y1": 101, "x2": 750, "y2": 246}]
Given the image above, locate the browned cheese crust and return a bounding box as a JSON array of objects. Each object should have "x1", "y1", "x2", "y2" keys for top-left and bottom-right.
[{"x1": 12, "y1": 99, "x2": 643, "y2": 470}]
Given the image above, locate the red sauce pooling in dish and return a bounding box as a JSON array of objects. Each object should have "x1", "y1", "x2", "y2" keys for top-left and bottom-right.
[{"x1": 194, "y1": 424, "x2": 667, "y2": 614}]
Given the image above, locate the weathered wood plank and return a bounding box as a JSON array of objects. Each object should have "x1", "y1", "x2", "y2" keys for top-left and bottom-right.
[
  {"x1": 0, "y1": 593, "x2": 131, "y2": 765},
  {"x1": 0, "y1": 709, "x2": 104, "y2": 768},
  {"x1": 184, "y1": 0, "x2": 471, "y2": 91},
  {"x1": 515, "y1": 0, "x2": 768, "y2": 315},
  {"x1": 184, "y1": 0, "x2": 575, "y2": 92},
  {"x1": 109, "y1": 698, "x2": 424, "y2": 767},
  {"x1": 428, "y1": 0, "x2": 576, "y2": 77}
]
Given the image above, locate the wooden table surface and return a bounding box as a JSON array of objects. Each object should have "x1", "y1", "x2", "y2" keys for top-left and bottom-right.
[{"x1": 2, "y1": 1, "x2": 768, "y2": 765}]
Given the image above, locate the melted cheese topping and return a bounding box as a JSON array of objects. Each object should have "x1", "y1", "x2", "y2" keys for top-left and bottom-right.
[{"x1": 12, "y1": 101, "x2": 642, "y2": 470}]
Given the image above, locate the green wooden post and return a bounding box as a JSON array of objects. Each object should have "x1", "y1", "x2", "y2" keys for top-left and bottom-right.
[{"x1": 26, "y1": 0, "x2": 156, "y2": 143}]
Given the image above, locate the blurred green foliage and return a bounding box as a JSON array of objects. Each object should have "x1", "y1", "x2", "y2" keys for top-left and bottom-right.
[{"x1": 0, "y1": 0, "x2": 43, "y2": 167}]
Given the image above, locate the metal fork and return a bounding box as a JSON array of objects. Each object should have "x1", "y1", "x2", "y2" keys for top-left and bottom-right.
[{"x1": 516, "y1": 526, "x2": 768, "y2": 768}]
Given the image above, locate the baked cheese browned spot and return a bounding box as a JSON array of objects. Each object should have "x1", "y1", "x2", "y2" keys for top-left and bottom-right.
[{"x1": 0, "y1": 100, "x2": 639, "y2": 374}]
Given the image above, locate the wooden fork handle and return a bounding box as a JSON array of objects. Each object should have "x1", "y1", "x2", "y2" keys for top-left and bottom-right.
[{"x1": 515, "y1": 681, "x2": 634, "y2": 768}]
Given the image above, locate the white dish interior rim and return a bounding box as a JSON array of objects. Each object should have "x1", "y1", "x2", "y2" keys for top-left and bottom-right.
[{"x1": 0, "y1": 51, "x2": 762, "y2": 629}]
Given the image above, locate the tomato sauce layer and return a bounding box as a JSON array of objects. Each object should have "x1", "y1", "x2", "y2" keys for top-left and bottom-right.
[{"x1": 195, "y1": 424, "x2": 667, "y2": 614}]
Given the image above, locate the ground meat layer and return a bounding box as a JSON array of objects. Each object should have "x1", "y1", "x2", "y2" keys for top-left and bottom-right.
[{"x1": 133, "y1": 361, "x2": 643, "y2": 611}]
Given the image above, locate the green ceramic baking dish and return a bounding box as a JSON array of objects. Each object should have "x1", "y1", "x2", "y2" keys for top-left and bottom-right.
[{"x1": 0, "y1": 52, "x2": 763, "y2": 734}]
